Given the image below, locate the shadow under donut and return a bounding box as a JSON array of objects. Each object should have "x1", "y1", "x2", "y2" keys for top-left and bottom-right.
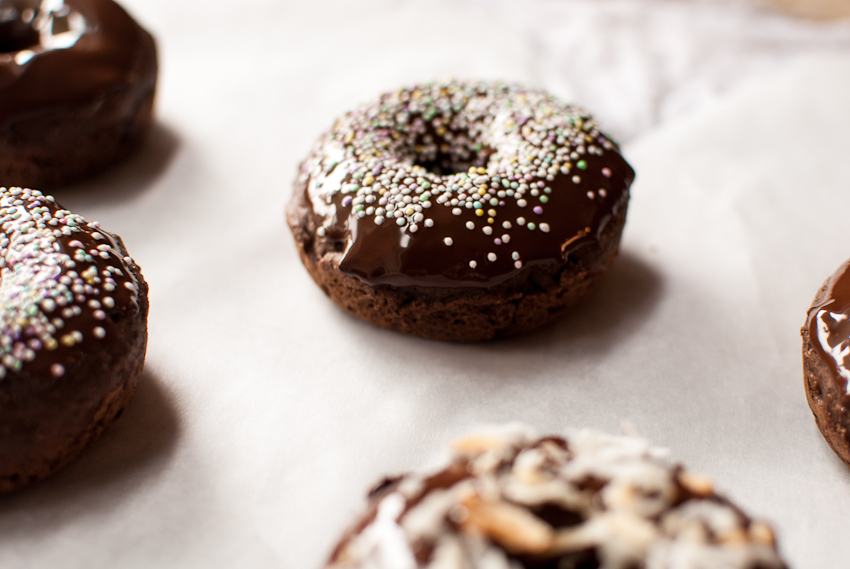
[
  {"x1": 0, "y1": 369, "x2": 181, "y2": 517},
  {"x1": 497, "y1": 249, "x2": 665, "y2": 352},
  {"x1": 54, "y1": 121, "x2": 181, "y2": 204}
]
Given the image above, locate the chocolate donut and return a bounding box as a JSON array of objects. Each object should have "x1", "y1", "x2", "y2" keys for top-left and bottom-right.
[
  {"x1": 0, "y1": 0, "x2": 157, "y2": 188},
  {"x1": 802, "y1": 258, "x2": 850, "y2": 467},
  {"x1": 0, "y1": 186, "x2": 148, "y2": 492},
  {"x1": 288, "y1": 81, "x2": 633, "y2": 341},
  {"x1": 327, "y1": 424, "x2": 787, "y2": 569}
]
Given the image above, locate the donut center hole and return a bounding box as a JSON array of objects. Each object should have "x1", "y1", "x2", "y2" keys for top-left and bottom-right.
[
  {"x1": 0, "y1": 3, "x2": 40, "y2": 52},
  {"x1": 0, "y1": 2, "x2": 84, "y2": 54},
  {"x1": 407, "y1": 127, "x2": 494, "y2": 177}
]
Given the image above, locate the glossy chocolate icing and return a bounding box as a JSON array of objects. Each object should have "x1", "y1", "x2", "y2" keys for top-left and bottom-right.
[
  {"x1": 0, "y1": 0, "x2": 156, "y2": 136},
  {"x1": 295, "y1": 81, "x2": 634, "y2": 289},
  {"x1": 0, "y1": 187, "x2": 139, "y2": 378},
  {"x1": 807, "y1": 258, "x2": 850, "y2": 403}
]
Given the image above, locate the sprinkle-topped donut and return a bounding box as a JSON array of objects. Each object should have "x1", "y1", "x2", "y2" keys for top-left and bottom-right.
[
  {"x1": 0, "y1": 0, "x2": 158, "y2": 188},
  {"x1": 0, "y1": 186, "x2": 148, "y2": 492},
  {"x1": 288, "y1": 80, "x2": 634, "y2": 341}
]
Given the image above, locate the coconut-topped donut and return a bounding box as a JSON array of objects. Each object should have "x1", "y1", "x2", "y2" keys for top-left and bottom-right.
[
  {"x1": 288, "y1": 80, "x2": 634, "y2": 341},
  {"x1": 0, "y1": 186, "x2": 148, "y2": 492},
  {"x1": 326, "y1": 424, "x2": 787, "y2": 569},
  {"x1": 0, "y1": 0, "x2": 157, "y2": 188}
]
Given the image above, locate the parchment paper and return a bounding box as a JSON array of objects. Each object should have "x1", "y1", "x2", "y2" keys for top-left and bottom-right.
[{"x1": 0, "y1": 1, "x2": 848, "y2": 567}]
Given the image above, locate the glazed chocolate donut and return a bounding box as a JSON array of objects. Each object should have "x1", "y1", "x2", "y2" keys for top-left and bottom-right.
[
  {"x1": 327, "y1": 424, "x2": 787, "y2": 569},
  {"x1": 0, "y1": 0, "x2": 157, "y2": 188},
  {"x1": 288, "y1": 81, "x2": 634, "y2": 341},
  {"x1": 803, "y1": 258, "x2": 850, "y2": 467},
  {"x1": 0, "y1": 186, "x2": 148, "y2": 492}
]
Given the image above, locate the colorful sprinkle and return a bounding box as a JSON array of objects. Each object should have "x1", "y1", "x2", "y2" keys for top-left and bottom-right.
[{"x1": 297, "y1": 80, "x2": 620, "y2": 277}]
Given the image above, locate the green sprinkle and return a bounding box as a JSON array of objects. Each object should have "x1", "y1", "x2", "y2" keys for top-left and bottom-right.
[
  {"x1": 539, "y1": 196, "x2": 549, "y2": 203},
  {"x1": 577, "y1": 160, "x2": 588, "y2": 170},
  {"x1": 527, "y1": 222, "x2": 536, "y2": 230}
]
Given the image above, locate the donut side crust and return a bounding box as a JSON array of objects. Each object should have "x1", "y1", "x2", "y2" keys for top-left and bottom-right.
[
  {"x1": 802, "y1": 280, "x2": 850, "y2": 467},
  {"x1": 0, "y1": 17, "x2": 157, "y2": 190},
  {"x1": 0, "y1": 91, "x2": 155, "y2": 189},
  {"x1": 0, "y1": 238, "x2": 149, "y2": 493},
  {"x1": 288, "y1": 192, "x2": 627, "y2": 342}
]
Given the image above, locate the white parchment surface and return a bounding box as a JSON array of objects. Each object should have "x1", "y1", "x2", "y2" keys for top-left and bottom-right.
[{"x1": 0, "y1": 1, "x2": 849, "y2": 567}]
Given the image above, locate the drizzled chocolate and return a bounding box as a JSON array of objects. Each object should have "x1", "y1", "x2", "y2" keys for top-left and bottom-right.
[
  {"x1": 806, "y1": 258, "x2": 850, "y2": 403},
  {"x1": 326, "y1": 424, "x2": 787, "y2": 569},
  {"x1": 294, "y1": 81, "x2": 634, "y2": 289},
  {"x1": 0, "y1": 0, "x2": 156, "y2": 134}
]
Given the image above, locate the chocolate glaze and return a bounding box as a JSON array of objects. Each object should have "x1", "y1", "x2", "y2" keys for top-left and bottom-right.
[
  {"x1": 329, "y1": 153, "x2": 631, "y2": 288},
  {"x1": 294, "y1": 82, "x2": 634, "y2": 289},
  {"x1": 807, "y1": 258, "x2": 850, "y2": 404},
  {"x1": 0, "y1": 0, "x2": 156, "y2": 138}
]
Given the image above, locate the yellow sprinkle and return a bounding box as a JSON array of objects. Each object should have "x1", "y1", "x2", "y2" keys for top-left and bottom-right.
[
  {"x1": 477, "y1": 188, "x2": 487, "y2": 196},
  {"x1": 344, "y1": 132, "x2": 354, "y2": 143},
  {"x1": 476, "y1": 167, "x2": 485, "y2": 174},
  {"x1": 363, "y1": 177, "x2": 374, "y2": 186},
  {"x1": 405, "y1": 208, "x2": 414, "y2": 216},
  {"x1": 436, "y1": 126, "x2": 447, "y2": 136},
  {"x1": 60, "y1": 334, "x2": 75, "y2": 347},
  {"x1": 475, "y1": 210, "x2": 485, "y2": 217},
  {"x1": 487, "y1": 217, "x2": 495, "y2": 224},
  {"x1": 488, "y1": 209, "x2": 497, "y2": 217},
  {"x1": 45, "y1": 338, "x2": 58, "y2": 350},
  {"x1": 412, "y1": 90, "x2": 422, "y2": 98}
]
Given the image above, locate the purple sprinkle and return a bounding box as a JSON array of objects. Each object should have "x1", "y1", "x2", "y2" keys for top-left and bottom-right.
[
  {"x1": 372, "y1": 165, "x2": 383, "y2": 175},
  {"x1": 537, "y1": 181, "x2": 545, "y2": 188},
  {"x1": 379, "y1": 197, "x2": 388, "y2": 206},
  {"x1": 499, "y1": 201, "x2": 505, "y2": 206},
  {"x1": 533, "y1": 206, "x2": 543, "y2": 215},
  {"x1": 602, "y1": 168, "x2": 612, "y2": 178},
  {"x1": 342, "y1": 197, "x2": 353, "y2": 207},
  {"x1": 494, "y1": 238, "x2": 502, "y2": 245},
  {"x1": 410, "y1": 184, "x2": 418, "y2": 190},
  {"x1": 524, "y1": 174, "x2": 533, "y2": 181}
]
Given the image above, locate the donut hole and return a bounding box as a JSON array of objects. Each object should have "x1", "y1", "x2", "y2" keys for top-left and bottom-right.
[
  {"x1": 388, "y1": 106, "x2": 495, "y2": 176},
  {"x1": 408, "y1": 135, "x2": 494, "y2": 176},
  {"x1": 0, "y1": 6, "x2": 40, "y2": 52},
  {"x1": 0, "y1": 3, "x2": 86, "y2": 54}
]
